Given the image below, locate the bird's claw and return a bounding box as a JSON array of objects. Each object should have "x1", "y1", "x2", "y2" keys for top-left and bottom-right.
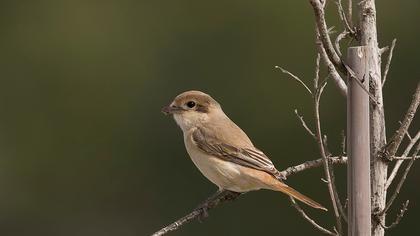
[
  {"x1": 277, "y1": 173, "x2": 287, "y2": 181},
  {"x1": 197, "y1": 205, "x2": 210, "y2": 222}
]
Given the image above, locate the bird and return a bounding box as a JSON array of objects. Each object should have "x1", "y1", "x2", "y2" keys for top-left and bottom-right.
[{"x1": 162, "y1": 90, "x2": 326, "y2": 211}]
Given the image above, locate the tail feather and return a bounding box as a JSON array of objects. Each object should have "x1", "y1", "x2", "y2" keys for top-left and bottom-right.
[{"x1": 274, "y1": 182, "x2": 327, "y2": 211}]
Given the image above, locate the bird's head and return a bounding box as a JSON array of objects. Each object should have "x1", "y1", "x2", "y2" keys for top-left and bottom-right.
[{"x1": 162, "y1": 90, "x2": 222, "y2": 131}]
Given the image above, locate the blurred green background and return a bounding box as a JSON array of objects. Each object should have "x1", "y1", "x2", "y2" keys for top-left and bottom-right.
[{"x1": 0, "y1": 1, "x2": 419, "y2": 235}]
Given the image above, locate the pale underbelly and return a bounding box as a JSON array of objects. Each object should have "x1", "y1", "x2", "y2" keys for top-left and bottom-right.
[{"x1": 187, "y1": 150, "x2": 265, "y2": 192}]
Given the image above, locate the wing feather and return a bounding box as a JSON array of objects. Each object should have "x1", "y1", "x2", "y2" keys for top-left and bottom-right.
[{"x1": 192, "y1": 127, "x2": 282, "y2": 178}]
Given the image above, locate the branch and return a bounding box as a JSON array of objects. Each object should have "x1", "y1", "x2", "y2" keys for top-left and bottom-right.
[
  {"x1": 382, "y1": 39, "x2": 397, "y2": 87},
  {"x1": 282, "y1": 156, "x2": 347, "y2": 177},
  {"x1": 155, "y1": 147, "x2": 395, "y2": 236},
  {"x1": 329, "y1": 163, "x2": 348, "y2": 223},
  {"x1": 334, "y1": 31, "x2": 350, "y2": 57},
  {"x1": 340, "y1": 130, "x2": 346, "y2": 155},
  {"x1": 378, "y1": 200, "x2": 409, "y2": 230},
  {"x1": 295, "y1": 109, "x2": 316, "y2": 139},
  {"x1": 379, "y1": 46, "x2": 389, "y2": 55},
  {"x1": 336, "y1": 0, "x2": 356, "y2": 36},
  {"x1": 380, "y1": 142, "x2": 419, "y2": 216},
  {"x1": 383, "y1": 81, "x2": 420, "y2": 160},
  {"x1": 316, "y1": 33, "x2": 348, "y2": 97},
  {"x1": 310, "y1": 0, "x2": 347, "y2": 73},
  {"x1": 290, "y1": 197, "x2": 338, "y2": 235},
  {"x1": 347, "y1": 0, "x2": 353, "y2": 29},
  {"x1": 313, "y1": 69, "x2": 343, "y2": 235},
  {"x1": 344, "y1": 64, "x2": 380, "y2": 105},
  {"x1": 393, "y1": 155, "x2": 419, "y2": 160},
  {"x1": 151, "y1": 190, "x2": 241, "y2": 236},
  {"x1": 151, "y1": 156, "x2": 347, "y2": 236},
  {"x1": 386, "y1": 131, "x2": 420, "y2": 189},
  {"x1": 275, "y1": 66, "x2": 313, "y2": 95}
]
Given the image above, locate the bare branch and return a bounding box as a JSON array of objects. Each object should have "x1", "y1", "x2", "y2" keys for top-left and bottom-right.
[
  {"x1": 275, "y1": 66, "x2": 313, "y2": 95},
  {"x1": 343, "y1": 64, "x2": 380, "y2": 105},
  {"x1": 151, "y1": 190, "x2": 241, "y2": 236},
  {"x1": 319, "y1": 79, "x2": 328, "y2": 98},
  {"x1": 383, "y1": 81, "x2": 420, "y2": 160},
  {"x1": 316, "y1": 35, "x2": 348, "y2": 97},
  {"x1": 334, "y1": 31, "x2": 350, "y2": 57},
  {"x1": 315, "y1": 52, "x2": 321, "y2": 87},
  {"x1": 152, "y1": 156, "x2": 348, "y2": 236},
  {"x1": 382, "y1": 39, "x2": 397, "y2": 87},
  {"x1": 340, "y1": 130, "x2": 346, "y2": 155},
  {"x1": 281, "y1": 156, "x2": 347, "y2": 177},
  {"x1": 393, "y1": 155, "x2": 419, "y2": 160},
  {"x1": 379, "y1": 46, "x2": 389, "y2": 55},
  {"x1": 313, "y1": 74, "x2": 343, "y2": 235},
  {"x1": 386, "y1": 131, "x2": 420, "y2": 189},
  {"x1": 347, "y1": 0, "x2": 353, "y2": 28},
  {"x1": 329, "y1": 163, "x2": 348, "y2": 223},
  {"x1": 403, "y1": 128, "x2": 413, "y2": 141},
  {"x1": 310, "y1": 0, "x2": 346, "y2": 73},
  {"x1": 378, "y1": 200, "x2": 409, "y2": 230},
  {"x1": 336, "y1": 0, "x2": 356, "y2": 35},
  {"x1": 290, "y1": 197, "x2": 338, "y2": 236},
  {"x1": 295, "y1": 109, "x2": 316, "y2": 138},
  {"x1": 381, "y1": 142, "x2": 420, "y2": 215}
]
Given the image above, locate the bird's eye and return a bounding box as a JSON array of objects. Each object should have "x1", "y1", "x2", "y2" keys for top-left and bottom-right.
[{"x1": 186, "y1": 101, "x2": 196, "y2": 108}]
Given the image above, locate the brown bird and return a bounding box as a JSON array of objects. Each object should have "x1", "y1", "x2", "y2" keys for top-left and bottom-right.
[{"x1": 162, "y1": 90, "x2": 327, "y2": 211}]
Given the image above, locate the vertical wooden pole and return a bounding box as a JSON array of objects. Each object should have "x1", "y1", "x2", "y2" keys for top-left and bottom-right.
[{"x1": 347, "y1": 46, "x2": 372, "y2": 236}]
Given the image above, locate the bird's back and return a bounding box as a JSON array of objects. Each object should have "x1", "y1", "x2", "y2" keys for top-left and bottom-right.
[{"x1": 204, "y1": 114, "x2": 254, "y2": 149}]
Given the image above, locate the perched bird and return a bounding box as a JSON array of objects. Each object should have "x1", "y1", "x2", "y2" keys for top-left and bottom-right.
[{"x1": 162, "y1": 90, "x2": 326, "y2": 211}]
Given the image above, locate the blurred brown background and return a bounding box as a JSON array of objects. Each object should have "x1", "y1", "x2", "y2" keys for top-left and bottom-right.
[{"x1": 0, "y1": 1, "x2": 418, "y2": 235}]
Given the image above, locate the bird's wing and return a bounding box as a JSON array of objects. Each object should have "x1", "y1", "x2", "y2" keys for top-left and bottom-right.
[{"x1": 192, "y1": 127, "x2": 282, "y2": 179}]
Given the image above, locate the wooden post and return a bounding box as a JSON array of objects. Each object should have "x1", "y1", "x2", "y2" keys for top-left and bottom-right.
[{"x1": 347, "y1": 46, "x2": 371, "y2": 236}]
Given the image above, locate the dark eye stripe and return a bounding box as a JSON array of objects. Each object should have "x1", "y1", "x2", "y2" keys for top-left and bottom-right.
[{"x1": 196, "y1": 105, "x2": 209, "y2": 113}]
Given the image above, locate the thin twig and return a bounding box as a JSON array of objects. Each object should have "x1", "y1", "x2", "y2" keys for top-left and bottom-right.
[
  {"x1": 379, "y1": 46, "x2": 389, "y2": 55},
  {"x1": 313, "y1": 69, "x2": 343, "y2": 235},
  {"x1": 347, "y1": 0, "x2": 353, "y2": 28},
  {"x1": 344, "y1": 63, "x2": 380, "y2": 105},
  {"x1": 382, "y1": 81, "x2": 420, "y2": 161},
  {"x1": 386, "y1": 131, "x2": 420, "y2": 189},
  {"x1": 310, "y1": 0, "x2": 346, "y2": 73},
  {"x1": 382, "y1": 39, "x2": 397, "y2": 87},
  {"x1": 315, "y1": 53, "x2": 321, "y2": 88},
  {"x1": 381, "y1": 143, "x2": 420, "y2": 215},
  {"x1": 275, "y1": 66, "x2": 313, "y2": 95},
  {"x1": 378, "y1": 200, "x2": 409, "y2": 230},
  {"x1": 336, "y1": 0, "x2": 355, "y2": 35},
  {"x1": 281, "y1": 156, "x2": 347, "y2": 177},
  {"x1": 151, "y1": 156, "x2": 348, "y2": 236},
  {"x1": 320, "y1": 133, "x2": 346, "y2": 224},
  {"x1": 295, "y1": 109, "x2": 316, "y2": 138},
  {"x1": 290, "y1": 197, "x2": 338, "y2": 235},
  {"x1": 151, "y1": 190, "x2": 241, "y2": 236},
  {"x1": 316, "y1": 35, "x2": 348, "y2": 97},
  {"x1": 406, "y1": 130, "x2": 413, "y2": 141},
  {"x1": 393, "y1": 155, "x2": 419, "y2": 160},
  {"x1": 323, "y1": 134, "x2": 331, "y2": 156},
  {"x1": 402, "y1": 127, "x2": 413, "y2": 141},
  {"x1": 340, "y1": 130, "x2": 346, "y2": 155},
  {"x1": 329, "y1": 163, "x2": 348, "y2": 223},
  {"x1": 334, "y1": 31, "x2": 350, "y2": 57}
]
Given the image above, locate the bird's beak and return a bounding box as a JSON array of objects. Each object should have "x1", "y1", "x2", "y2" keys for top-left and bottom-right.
[{"x1": 161, "y1": 105, "x2": 182, "y2": 115}]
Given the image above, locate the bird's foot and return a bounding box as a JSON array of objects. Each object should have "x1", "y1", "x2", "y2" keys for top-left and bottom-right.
[{"x1": 277, "y1": 172, "x2": 287, "y2": 181}]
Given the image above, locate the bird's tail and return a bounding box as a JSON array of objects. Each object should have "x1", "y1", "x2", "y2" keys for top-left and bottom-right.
[{"x1": 271, "y1": 181, "x2": 327, "y2": 211}]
